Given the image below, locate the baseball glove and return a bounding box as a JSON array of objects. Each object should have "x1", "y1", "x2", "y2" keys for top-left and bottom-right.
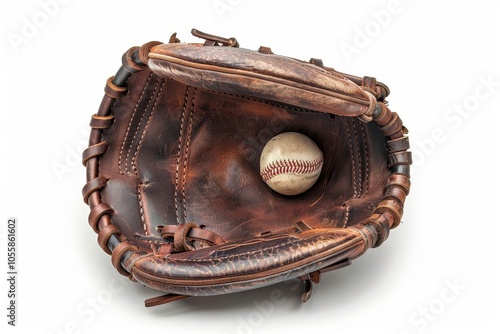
[{"x1": 82, "y1": 29, "x2": 411, "y2": 307}]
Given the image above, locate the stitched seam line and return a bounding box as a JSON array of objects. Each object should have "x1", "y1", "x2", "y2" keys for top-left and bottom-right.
[
  {"x1": 132, "y1": 80, "x2": 166, "y2": 174},
  {"x1": 182, "y1": 87, "x2": 197, "y2": 223},
  {"x1": 159, "y1": 235, "x2": 343, "y2": 263},
  {"x1": 351, "y1": 118, "x2": 363, "y2": 198},
  {"x1": 175, "y1": 87, "x2": 191, "y2": 225},
  {"x1": 342, "y1": 205, "x2": 351, "y2": 228},
  {"x1": 361, "y1": 123, "x2": 369, "y2": 197},
  {"x1": 137, "y1": 184, "x2": 147, "y2": 235},
  {"x1": 208, "y1": 89, "x2": 321, "y2": 114},
  {"x1": 260, "y1": 157, "x2": 323, "y2": 182},
  {"x1": 125, "y1": 79, "x2": 159, "y2": 175},
  {"x1": 119, "y1": 73, "x2": 153, "y2": 175},
  {"x1": 344, "y1": 118, "x2": 358, "y2": 198}
]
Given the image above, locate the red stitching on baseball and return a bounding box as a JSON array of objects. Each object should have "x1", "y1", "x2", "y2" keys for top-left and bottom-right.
[{"x1": 261, "y1": 157, "x2": 323, "y2": 182}]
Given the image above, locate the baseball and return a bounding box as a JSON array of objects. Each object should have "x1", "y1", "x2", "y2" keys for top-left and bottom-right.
[{"x1": 260, "y1": 132, "x2": 324, "y2": 196}]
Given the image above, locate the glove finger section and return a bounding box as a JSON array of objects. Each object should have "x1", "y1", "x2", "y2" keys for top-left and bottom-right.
[
  {"x1": 130, "y1": 228, "x2": 367, "y2": 296},
  {"x1": 148, "y1": 44, "x2": 371, "y2": 117}
]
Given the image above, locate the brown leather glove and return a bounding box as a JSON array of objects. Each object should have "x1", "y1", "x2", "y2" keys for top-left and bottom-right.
[{"x1": 82, "y1": 29, "x2": 412, "y2": 307}]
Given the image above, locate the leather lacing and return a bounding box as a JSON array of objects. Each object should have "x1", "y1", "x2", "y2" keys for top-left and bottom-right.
[
  {"x1": 82, "y1": 31, "x2": 411, "y2": 307},
  {"x1": 158, "y1": 223, "x2": 225, "y2": 253},
  {"x1": 295, "y1": 79, "x2": 411, "y2": 300},
  {"x1": 82, "y1": 40, "x2": 163, "y2": 280}
]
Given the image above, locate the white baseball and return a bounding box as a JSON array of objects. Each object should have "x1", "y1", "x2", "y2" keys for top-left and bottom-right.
[{"x1": 260, "y1": 132, "x2": 324, "y2": 196}]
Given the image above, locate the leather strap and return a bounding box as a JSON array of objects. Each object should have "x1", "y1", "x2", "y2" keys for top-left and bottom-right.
[
  {"x1": 148, "y1": 43, "x2": 372, "y2": 117},
  {"x1": 144, "y1": 294, "x2": 189, "y2": 307},
  {"x1": 159, "y1": 223, "x2": 225, "y2": 252}
]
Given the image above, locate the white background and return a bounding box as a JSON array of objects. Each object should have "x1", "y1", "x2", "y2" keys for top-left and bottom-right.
[{"x1": 1, "y1": 0, "x2": 499, "y2": 333}]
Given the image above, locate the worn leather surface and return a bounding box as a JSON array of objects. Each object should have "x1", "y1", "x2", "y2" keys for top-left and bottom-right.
[
  {"x1": 97, "y1": 64, "x2": 389, "y2": 293},
  {"x1": 148, "y1": 44, "x2": 372, "y2": 116},
  {"x1": 84, "y1": 37, "x2": 410, "y2": 299}
]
